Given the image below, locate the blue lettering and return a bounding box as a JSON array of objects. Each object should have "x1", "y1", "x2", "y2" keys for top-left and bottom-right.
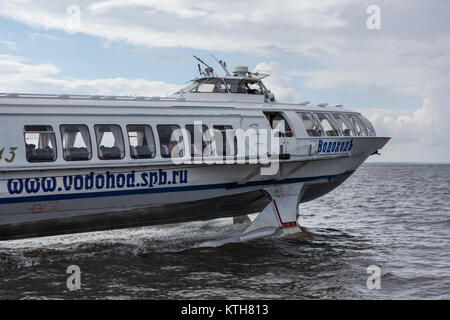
[
  {"x1": 74, "y1": 175, "x2": 84, "y2": 191},
  {"x1": 85, "y1": 172, "x2": 94, "y2": 190},
  {"x1": 127, "y1": 171, "x2": 136, "y2": 188},
  {"x1": 41, "y1": 177, "x2": 57, "y2": 192},
  {"x1": 95, "y1": 174, "x2": 105, "y2": 189},
  {"x1": 348, "y1": 139, "x2": 354, "y2": 151},
  {"x1": 343, "y1": 141, "x2": 350, "y2": 152},
  {"x1": 6, "y1": 169, "x2": 188, "y2": 196},
  {"x1": 318, "y1": 140, "x2": 323, "y2": 153},
  {"x1": 116, "y1": 174, "x2": 125, "y2": 188},
  {"x1": 172, "y1": 171, "x2": 179, "y2": 184},
  {"x1": 179, "y1": 170, "x2": 188, "y2": 184},
  {"x1": 25, "y1": 178, "x2": 41, "y2": 193},
  {"x1": 158, "y1": 169, "x2": 167, "y2": 185},
  {"x1": 7, "y1": 179, "x2": 23, "y2": 195},
  {"x1": 63, "y1": 176, "x2": 73, "y2": 191},
  {"x1": 149, "y1": 172, "x2": 158, "y2": 187},
  {"x1": 141, "y1": 173, "x2": 149, "y2": 187},
  {"x1": 106, "y1": 171, "x2": 115, "y2": 189}
]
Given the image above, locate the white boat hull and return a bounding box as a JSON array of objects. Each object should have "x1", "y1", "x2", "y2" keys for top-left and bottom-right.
[{"x1": 0, "y1": 136, "x2": 388, "y2": 240}]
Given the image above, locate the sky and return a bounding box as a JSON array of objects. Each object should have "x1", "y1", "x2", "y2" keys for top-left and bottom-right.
[{"x1": 0, "y1": 0, "x2": 449, "y2": 163}]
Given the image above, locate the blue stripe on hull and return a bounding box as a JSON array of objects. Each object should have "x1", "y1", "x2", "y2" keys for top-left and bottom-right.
[{"x1": 0, "y1": 171, "x2": 354, "y2": 205}]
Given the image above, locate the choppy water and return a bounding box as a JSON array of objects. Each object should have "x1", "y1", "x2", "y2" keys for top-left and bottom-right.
[{"x1": 0, "y1": 164, "x2": 449, "y2": 300}]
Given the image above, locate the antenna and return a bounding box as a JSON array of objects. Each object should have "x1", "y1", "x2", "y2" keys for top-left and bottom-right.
[
  {"x1": 211, "y1": 54, "x2": 231, "y2": 76},
  {"x1": 193, "y1": 55, "x2": 215, "y2": 77}
]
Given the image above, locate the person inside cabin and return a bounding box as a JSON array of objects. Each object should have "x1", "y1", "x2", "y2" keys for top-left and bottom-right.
[
  {"x1": 168, "y1": 139, "x2": 184, "y2": 157},
  {"x1": 211, "y1": 79, "x2": 227, "y2": 93},
  {"x1": 26, "y1": 144, "x2": 36, "y2": 160},
  {"x1": 160, "y1": 126, "x2": 184, "y2": 158},
  {"x1": 162, "y1": 140, "x2": 179, "y2": 158},
  {"x1": 167, "y1": 141, "x2": 176, "y2": 156},
  {"x1": 161, "y1": 143, "x2": 169, "y2": 157},
  {"x1": 237, "y1": 81, "x2": 247, "y2": 94},
  {"x1": 285, "y1": 124, "x2": 293, "y2": 137},
  {"x1": 213, "y1": 82, "x2": 222, "y2": 93},
  {"x1": 160, "y1": 134, "x2": 171, "y2": 157},
  {"x1": 128, "y1": 125, "x2": 156, "y2": 159}
]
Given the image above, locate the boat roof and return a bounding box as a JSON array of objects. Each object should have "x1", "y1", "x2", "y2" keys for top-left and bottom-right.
[{"x1": 0, "y1": 92, "x2": 357, "y2": 115}]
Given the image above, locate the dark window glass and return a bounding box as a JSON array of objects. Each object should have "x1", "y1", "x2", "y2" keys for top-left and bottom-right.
[
  {"x1": 264, "y1": 112, "x2": 294, "y2": 137},
  {"x1": 24, "y1": 125, "x2": 57, "y2": 162},
  {"x1": 298, "y1": 112, "x2": 323, "y2": 137},
  {"x1": 61, "y1": 125, "x2": 92, "y2": 161},
  {"x1": 224, "y1": 79, "x2": 264, "y2": 94},
  {"x1": 185, "y1": 124, "x2": 213, "y2": 157},
  {"x1": 213, "y1": 125, "x2": 237, "y2": 156},
  {"x1": 127, "y1": 125, "x2": 156, "y2": 159},
  {"x1": 315, "y1": 113, "x2": 341, "y2": 136},
  {"x1": 157, "y1": 125, "x2": 184, "y2": 158},
  {"x1": 331, "y1": 113, "x2": 356, "y2": 136},
  {"x1": 347, "y1": 114, "x2": 369, "y2": 136},
  {"x1": 95, "y1": 125, "x2": 125, "y2": 160}
]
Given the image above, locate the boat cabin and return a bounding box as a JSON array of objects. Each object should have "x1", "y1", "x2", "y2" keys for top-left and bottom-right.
[
  {"x1": 0, "y1": 61, "x2": 378, "y2": 171},
  {"x1": 0, "y1": 94, "x2": 377, "y2": 172},
  {"x1": 172, "y1": 65, "x2": 274, "y2": 102}
]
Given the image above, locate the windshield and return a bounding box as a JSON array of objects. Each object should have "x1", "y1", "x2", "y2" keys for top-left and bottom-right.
[
  {"x1": 224, "y1": 79, "x2": 264, "y2": 95},
  {"x1": 177, "y1": 78, "x2": 224, "y2": 94}
]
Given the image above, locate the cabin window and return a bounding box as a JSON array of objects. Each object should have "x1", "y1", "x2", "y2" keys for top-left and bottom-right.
[
  {"x1": 95, "y1": 125, "x2": 125, "y2": 160},
  {"x1": 315, "y1": 113, "x2": 341, "y2": 136},
  {"x1": 157, "y1": 125, "x2": 185, "y2": 158},
  {"x1": 358, "y1": 115, "x2": 377, "y2": 136},
  {"x1": 246, "y1": 82, "x2": 264, "y2": 95},
  {"x1": 330, "y1": 113, "x2": 356, "y2": 137},
  {"x1": 264, "y1": 112, "x2": 293, "y2": 137},
  {"x1": 213, "y1": 125, "x2": 237, "y2": 156},
  {"x1": 298, "y1": 112, "x2": 323, "y2": 137},
  {"x1": 24, "y1": 125, "x2": 57, "y2": 162},
  {"x1": 127, "y1": 125, "x2": 156, "y2": 159},
  {"x1": 185, "y1": 124, "x2": 213, "y2": 157},
  {"x1": 191, "y1": 78, "x2": 229, "y2": 93},
  {"x1": 346, "y1": 114, "x2": 368, "y2": 136},
  {"x1": 225, "y1": 79, "x2": 264, "y2": 95},
  {"x1": 60, "y1": 125, "x2": 92, "y2": 161}
]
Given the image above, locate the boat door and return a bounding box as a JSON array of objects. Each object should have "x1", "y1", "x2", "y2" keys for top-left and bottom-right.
[
  {"x1": 240, "y1": 117, "x2": 268, "y2": 160},
  {"x1": 263, "y1": 112, "x2": 294, "y2": 156}
]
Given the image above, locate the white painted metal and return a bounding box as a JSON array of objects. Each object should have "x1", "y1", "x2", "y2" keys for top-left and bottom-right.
[
  {"x1": 0, "y1": 66, "x2": 390, "y2": 240},
  {"x1": 241, "y1": 183, "x2": 305, "y2": 241}
]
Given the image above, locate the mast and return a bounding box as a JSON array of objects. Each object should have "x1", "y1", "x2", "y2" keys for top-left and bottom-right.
[
  {"x1": 193, "y1": 55, "x2": 215, "y2": 77},
  {"x1": 211, "y1": 54, "x2": 231, "y2": 76}
]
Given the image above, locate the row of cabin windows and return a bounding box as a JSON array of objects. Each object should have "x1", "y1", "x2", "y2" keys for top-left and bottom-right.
[
  {"x1": 24, "y1": 124, "x2": 238, "y2": 163},
  {"x1": 298, "y1": 112, "x2": 376, "y2": 137},
  {"x1": 23, "y1": 113, "x2": 375, "y2": 163}
]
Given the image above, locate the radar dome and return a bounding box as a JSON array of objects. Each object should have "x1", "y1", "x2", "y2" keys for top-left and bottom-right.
[{"x1": 232, "y1": 66, "x2": 249, "y2": 76}]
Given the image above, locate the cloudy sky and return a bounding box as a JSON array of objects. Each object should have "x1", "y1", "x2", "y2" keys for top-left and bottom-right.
[{"x1": 0, "y1": 0, "x2": 449, "y2": 162}]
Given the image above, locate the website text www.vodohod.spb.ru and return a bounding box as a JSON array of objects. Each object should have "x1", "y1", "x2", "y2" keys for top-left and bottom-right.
[{"x1": 7, "y1": 169, "x2": 188, "y2": 195}]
